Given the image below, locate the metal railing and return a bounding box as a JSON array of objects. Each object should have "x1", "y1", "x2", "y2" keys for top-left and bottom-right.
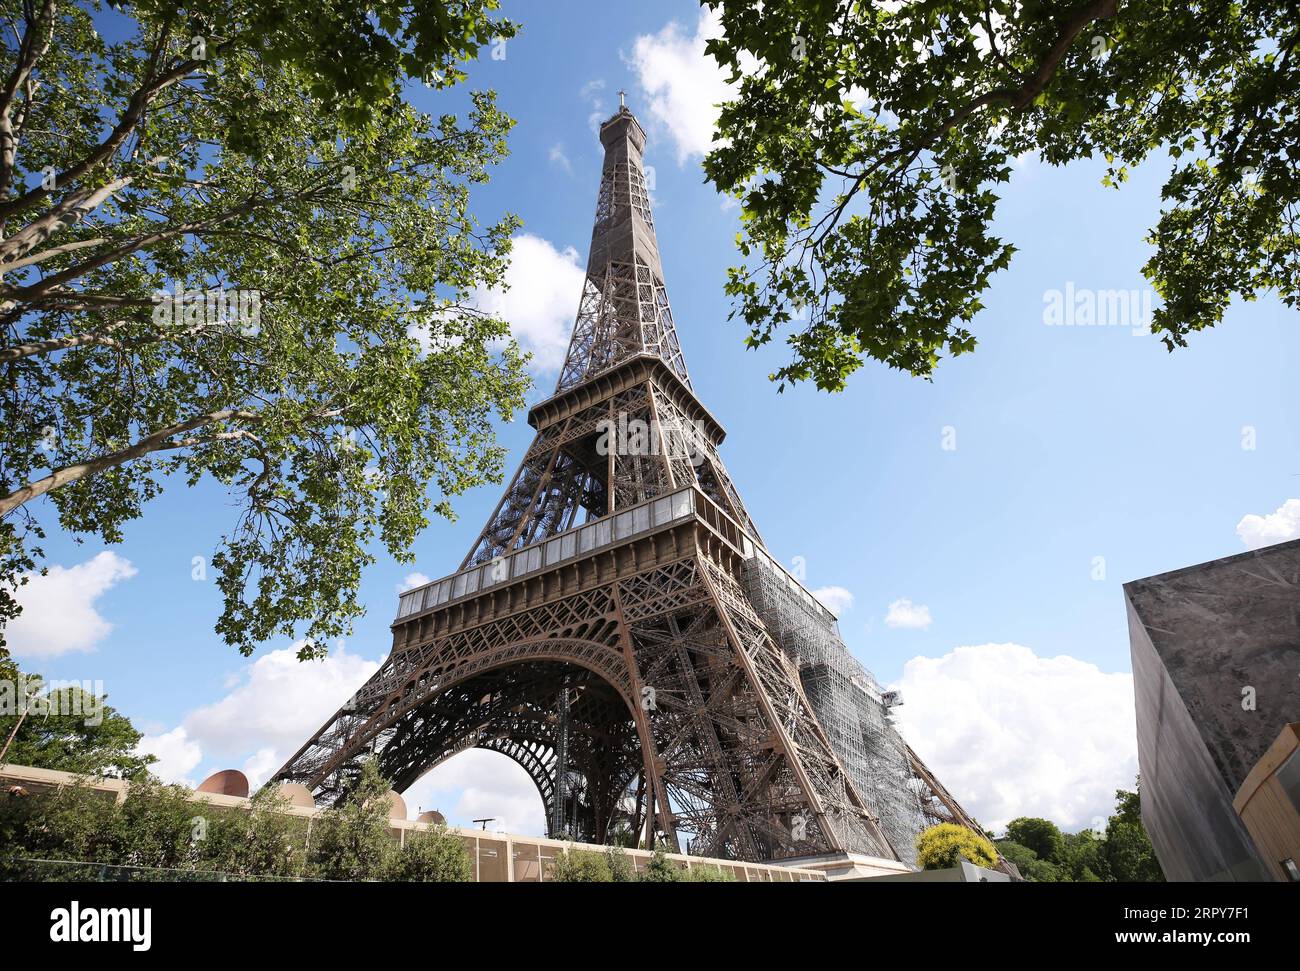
[
  {"x1": 396, "y1": 487, "x2": 697, "y2": 621},
  {"x1": 395, "y1": 483, "x2": 839, "y2": 628}
]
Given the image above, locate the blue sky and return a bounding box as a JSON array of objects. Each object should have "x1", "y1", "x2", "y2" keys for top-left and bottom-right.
[{"x1": 10, "y1": 1, "x2": 1300, "y2": 837}]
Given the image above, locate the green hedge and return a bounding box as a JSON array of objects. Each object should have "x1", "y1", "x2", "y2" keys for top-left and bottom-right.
[{"x1": 0, "y1": 762, "x2": 471, "y2": 882}]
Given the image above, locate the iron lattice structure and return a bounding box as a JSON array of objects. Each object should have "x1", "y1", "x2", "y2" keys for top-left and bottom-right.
[{"x1": 273, "y1": 107, "x2": 985, "y2": 864}]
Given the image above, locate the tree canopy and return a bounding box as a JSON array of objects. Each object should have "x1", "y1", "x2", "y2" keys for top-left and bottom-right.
[
  {"x1": 1004, "y1": 815, "x2": 1067, "y2": 862},
  {"x1": 704, "y1": 0, "x2": 1300, "y2": 388},
  {"x1": 1102, "y1": 783, "x2": 1164, "y2": 882},
  {"x1": 0, "y1": 0, "x2": 528, "y2": 656},
  {"x1": 993, "y1": 781, "x2": 1165, "y2": 881}
]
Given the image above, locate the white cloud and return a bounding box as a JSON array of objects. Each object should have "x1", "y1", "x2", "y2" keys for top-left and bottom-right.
[
  {"x1": 7, "y1": 551, "x2": 137, "y2": 658},
  {"x1": 404, "y1": 235, "x2": 583, "y2": 378},
  {"x1": 812, "y1": 585, "x2": 854, "y2": 617},
  {"x1": 402, "y1": 748, "x2": 545, "y2": 834},
  {"x1": 884, "y1": 598, "x2": 932, "y2": 630},
  {"x1": 177, "y1": 643, "x2": 380, "y2": 786},
  {"x1": 581, "y1": 78, "x2": 609, "y2": 134},
  {"x1": 548, "y1": 142, "x2": 572, "y2": 175},
  {"x1": 398, "y1": 572, "x2": 431, "y2": 593},
  {"x1": 137, "y1": 726, "x2": 203, "y2": 788},
  {"x1": 241, "y1": 747, "x2": 282, "y2": 787},
  {"x1": 137, "y1": 641, "x2": 547, "y2": 828},
  {"x1": 893, "y1": 643, "x2": 1137, "y2": 832},
  {"x1": 629, "y1": 9, "x2": 738, "y2": 164},
  {"x1": 473, "y1": 234, "x2": 584, "y2": 375},
  {"x1": 1236, "y1": 498, "x2": 1300, "y2": 550},
  {"x1": 135, "y1": 637, "x2": 550, "y2": 829}
]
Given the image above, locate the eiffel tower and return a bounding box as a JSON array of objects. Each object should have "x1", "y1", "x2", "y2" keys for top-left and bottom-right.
[{"x1": 273, "y1": 105, "x2": 984, "y2": 865}]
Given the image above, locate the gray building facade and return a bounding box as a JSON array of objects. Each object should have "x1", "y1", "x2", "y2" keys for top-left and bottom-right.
[{"x1": 1124, "y1": 538, "x2": 1300, "y2": 881}]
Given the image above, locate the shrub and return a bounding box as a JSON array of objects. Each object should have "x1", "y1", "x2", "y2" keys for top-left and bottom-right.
[
  {"x1": 915, "y1": 823, "x2": 998, "y2": 870},
  {"x1": 0, "y1": 780, "x2": 120, "y2": 868},
  {"x1": 605, "y1": 845, "x2": 636, "y2": 882},
  {"x1": 195, "y1": 788, "x2": 308, "y2": 878},
  {"x1": 386, "y1": 825, "x2": 473, "y2": 882},
  {"x1": 548, "y1": 846, "x2": 613, "y2": 882},
  {"x1": 307, "y1": 761, "x2": 396, "y2": 881},
  {"x1": 638, "y1": 846, "x2": 684, "y2": 882},
  {"x1": 96, "y1": 776, "x2": 196, "y2": 870},
  {"x1": 683, "y1": 863, "x2": 735, "y2": 882}
]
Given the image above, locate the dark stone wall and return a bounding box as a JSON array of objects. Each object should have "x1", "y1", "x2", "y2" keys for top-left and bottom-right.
[
  {"x1": 1124, "y1": 538, "x2": 1300, "y2": 881},
  {"x1": 1127, "y1": 598, "x2": 1268, "y2": 881},
  {"x1": 1125, "y1": 541, "x2": 1300, "y2": 791}
]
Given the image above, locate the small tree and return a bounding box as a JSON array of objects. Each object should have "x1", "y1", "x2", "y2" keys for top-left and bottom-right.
[
  {"x1": 548, "y1": 846, "x2": 613, "y2": 883},
  {"x1": 386, "y1": 825, "x2": 473, "y2": 882},
  {"x1": 307, "y1": 761, "x2": 396, "y2": 881},
  {"x1": 915, "y1": 823, "x2": 998, "y2": 871}
]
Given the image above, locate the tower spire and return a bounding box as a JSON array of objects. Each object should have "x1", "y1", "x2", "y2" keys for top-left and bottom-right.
[{"x1": 554, "y1": 106, "x2": 690, "y2": 393}]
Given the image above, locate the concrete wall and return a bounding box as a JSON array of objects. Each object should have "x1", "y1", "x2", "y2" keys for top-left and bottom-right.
[
  {"x1": 1126, "y1": 600, "x2": 1268, "y2": 881},
  {"x1": 861, "y1": 861, "x2": 1010, "y2": 883},
  {"x1": 1124, "y1": 538, "x2": 1300, "y2": 881}
]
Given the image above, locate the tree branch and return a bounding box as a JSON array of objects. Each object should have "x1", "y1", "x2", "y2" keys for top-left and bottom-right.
[
  {"x1": 0, "y1": 318, "x2": 128, "y2": 362},
  {"x1": 0, "y1": 0, "x2": 57, "y2": 206},
  {"x1": 0, "y1": 235, "x2": 106, "y2": 275},
  {"x1": 809, "y1": 0, "x2": 1119, "y2": 252},
  {"x1": 0, "y1": 39, "x2": 225, "y2": 221},
  {"x1": 1, "y1": 191, "x2": 270, "y2": 306},
  {"x1": 0, "y1": 407, "x2": 261, "y2": 517}
]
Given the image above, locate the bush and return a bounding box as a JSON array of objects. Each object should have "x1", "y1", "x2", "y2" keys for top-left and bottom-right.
[
  {"x1": 386, "y1": 825, "x2": 473, "y2": 882},
  {"x1": 548, "y1": 846, "x2": 613, "y2": 882},
  {"x1": 638, "y1": 846, "x2": 684, "y2": 882},
  {"x1": 306, "y1": 761, "x2": 396, "y2": 880},
  {"x1": 607, "y1": 821, "x2": 638, "y2": 848},
  {"x1": 194, "y1": 788, "x2": 308, "y2": 878},
  {"x1": 683, "y1": 863, "x2": 735, "y2": 882},
  {"x1": 605, "y1": 845, "x2": 636, "y2": 882},
  {"x1": 915, "y1": 823, "x2": 998, "y2": 870},
  {"x1": 0, "y1": 779, "x2": 120, "y2": 868},
  {"x1": 995, "y1": 839, "x2": 1063, "y2": 882},
  {"x1": 0, "y1": 761, "x2": 477, "y2": 882},
  {"x1": 115, "y1": 776, "x2": 209, "y2": 870}
]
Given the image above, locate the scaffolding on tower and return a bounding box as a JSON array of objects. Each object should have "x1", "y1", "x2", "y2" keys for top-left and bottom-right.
[{"x1": 740, "y1": 551, "x2": 928, "y2": 866}]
